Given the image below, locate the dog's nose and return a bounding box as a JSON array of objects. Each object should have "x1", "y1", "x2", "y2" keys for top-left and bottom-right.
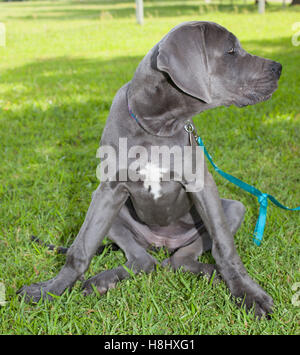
[{"x1": 270, "y1": 62, "x2": 282, "y2": 79}]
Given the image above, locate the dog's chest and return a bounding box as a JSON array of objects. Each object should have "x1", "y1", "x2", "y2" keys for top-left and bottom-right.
[
  {"x1": 128, "y1": 168, "x2": 192, "y2": 226},
  {"x1": 139, "y1": 162, "x2": 167, "y2": 200}
]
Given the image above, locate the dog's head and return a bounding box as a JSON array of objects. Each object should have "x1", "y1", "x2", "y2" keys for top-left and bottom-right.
[{"x1": 157, "y1": 21, "x2": 281, "y2": 108}]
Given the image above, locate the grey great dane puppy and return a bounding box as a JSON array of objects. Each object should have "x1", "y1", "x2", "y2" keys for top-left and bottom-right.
[{"x1": 18, "y1": 21, "x2": 282, "y2": 318}]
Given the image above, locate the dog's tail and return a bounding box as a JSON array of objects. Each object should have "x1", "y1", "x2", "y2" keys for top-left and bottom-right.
[{"x1": 30, "y1": 236, "x2": 120, "y2": 255}]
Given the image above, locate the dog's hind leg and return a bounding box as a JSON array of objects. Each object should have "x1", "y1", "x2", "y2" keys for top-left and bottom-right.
[
  {"x1": 162, "y1": 236, "x2": 217, "y2": 278},
  {"x1": 162, "y1": 198, "x2": 245, "y2": 280},
  {"x1": 82, "y1": 216, "x2": 158, "y2": 295}
]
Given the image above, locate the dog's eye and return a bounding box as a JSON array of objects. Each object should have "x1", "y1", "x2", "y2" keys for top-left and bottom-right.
[{"x1": 227, "y1": 47, "x2": 236, "y2": 55}]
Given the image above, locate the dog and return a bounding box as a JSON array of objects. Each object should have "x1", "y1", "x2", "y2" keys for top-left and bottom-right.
[{"x1": 18, "y1": 21, "x2": 282, "y2": 318}]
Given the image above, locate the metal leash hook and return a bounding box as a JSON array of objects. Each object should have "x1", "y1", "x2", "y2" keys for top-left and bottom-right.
[
  {"x1": 184, "y1": 121, "x2": 199, "y2": 145},
  {"x1": 184, "y1": 121, "x2": 194, "y2": 133}
]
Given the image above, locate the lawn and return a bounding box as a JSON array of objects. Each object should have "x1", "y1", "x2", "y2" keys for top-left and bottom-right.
[{"x1": 0, "y1": 0, "x2": 299, "y2": 335}]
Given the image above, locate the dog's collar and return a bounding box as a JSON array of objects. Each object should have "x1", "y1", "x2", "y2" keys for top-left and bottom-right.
[
  {"x1": 126, "y1": 89, "x2": 154, "y2": 135},
  {"x1": 128, "y1": 104, "x2": 155, "y2": 136},
  {"x1": 128, "y1": 105, "x2": 141, "y2": 125}
]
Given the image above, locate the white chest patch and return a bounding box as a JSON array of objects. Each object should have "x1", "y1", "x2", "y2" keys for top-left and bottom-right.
[{"x1": 139, "y1": 162, "x2": 167, "y2": 200}]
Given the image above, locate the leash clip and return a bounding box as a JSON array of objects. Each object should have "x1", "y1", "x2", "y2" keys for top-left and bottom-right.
[
  {"x1": 184, "y1": 121, "x2": 199, "y2": 144},
  {"x1": 184, "y1": 121, "x2": 195, "y2": 134}
]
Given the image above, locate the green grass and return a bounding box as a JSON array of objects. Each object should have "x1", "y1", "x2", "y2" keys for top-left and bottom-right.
[{"x1": 0, "y1": 0, "x2": 299, "y2": 335}]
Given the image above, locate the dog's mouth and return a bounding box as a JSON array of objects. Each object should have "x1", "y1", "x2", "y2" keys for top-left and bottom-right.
[
  {"x1": 236, "y1": 92, "x2": 273, "y2": 108},
  {"x1": 235, "y1": 79, "x2": 278, "y2": 107}
]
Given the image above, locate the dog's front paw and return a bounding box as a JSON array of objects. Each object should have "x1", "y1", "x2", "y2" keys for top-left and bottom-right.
[
  {"x1": 17, "y1": 275, "x2": 73, "y2": 303},
  {"x1": 17, "y1": 279, "x2": 59, "y2": 303},
  {"x1": 230, "y1": 277, "x2": 273, "y2": 319}
]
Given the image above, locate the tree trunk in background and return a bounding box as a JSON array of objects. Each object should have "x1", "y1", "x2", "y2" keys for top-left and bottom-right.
[
  {"x1": 135, "y1": 0, "x2": 144, "y2": 25},
  {"x1": 291, "y1": 0, "x2": 300, "y2": 5},
  {"x1": 257, "y1": 0, "x2": 265, "y2": 12}
]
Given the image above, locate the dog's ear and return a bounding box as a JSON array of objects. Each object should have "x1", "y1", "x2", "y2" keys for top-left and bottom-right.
[{"x1": 157, "y1": 22, "x2": 211, "y2": 104}]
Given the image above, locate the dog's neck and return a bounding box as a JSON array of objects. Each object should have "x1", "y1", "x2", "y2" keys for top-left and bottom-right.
[{"x1": 127, "y1": 45, "x2": 212, "y2": 137}]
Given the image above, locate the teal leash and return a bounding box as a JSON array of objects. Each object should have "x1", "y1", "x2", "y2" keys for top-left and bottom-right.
[{"x1": 184, "y1": 121, "x2": 300, "y2": 246}]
